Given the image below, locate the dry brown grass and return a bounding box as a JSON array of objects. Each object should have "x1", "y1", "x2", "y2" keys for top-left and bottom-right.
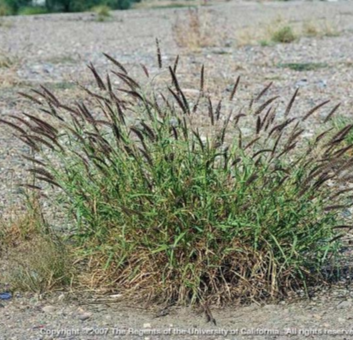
[
  {"x1": 302, "y1": 19, "x2": 340, "y2": 38},
  {"x1": 172, "y1": 8, "x2": 227, "y2": 51},
  {"x1": 0, "y1": 50, "x2": 21, "y2": 88},
  {"x1": 0, "y1": 195, "x2": 73, "y2": 293},
  {"x1": 235, "y1": 17, "x2": 296, "y2": 46},
  {"x1": 235, "y1": 18, "x2": 340, "y2": 47},
  {"x1": 0, "y1": 50, "x2": 16, "y2": 69}
]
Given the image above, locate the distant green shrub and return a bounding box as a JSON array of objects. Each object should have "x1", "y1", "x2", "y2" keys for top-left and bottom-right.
[
  {"x1": 116, "y1": 0, "x2": 131, "y2": 10},
  {"x1": 92, "y1": 5, "x2": 111, "y2": 21},
  {"x1": 1, "y1": 0, "x2": 31, "y2": 14},
  {"x1": 18, "y1": 6, "x2": 48, "y2": 15},
  {"x1": 55, "y1": 0, "x2": 133, "y2": 12},
  {"x1": 271, "y1": 25, "x2": 296, "y2": 43},
  {"x1": 0, "y1": 0, "x2": 134, "y2": 14},
  {"x1": 0, "y1": 2, "x2": 12, "y2": 15}
]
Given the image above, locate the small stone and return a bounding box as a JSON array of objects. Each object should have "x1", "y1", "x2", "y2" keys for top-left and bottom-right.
[
  {"x1": 42, "y1": 305, "x2": 56, "y2": 313},
  {"x1": 57, "y1": 293, "x2": 65, "y2": 302},
  {"x1": 317, "y1": 80, "x2": 327, "y2": 88},
  {"x1": 240, "y1": 127, "x2": 252, "y2": 137},
  {"x1": 78, "y1": 312, "x2": 92, "y2": 321},
  {"x1": 295, "y1": 79, "x2": 308, "y2": 88},
  {"x1": 338, "y1": 317, "x2": 345, "y2": 323},
  {"x1": 313, "y1": 314, "x2": 322, "y2": 320},
  {"x1": 143, "y1": 323, "x2": 151, "y2": 328},
  {"x1": 337, "y1": 301, "x2": 352, "y2": 309}
]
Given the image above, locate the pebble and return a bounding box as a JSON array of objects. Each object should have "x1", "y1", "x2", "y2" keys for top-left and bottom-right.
[
  {"x1": 295, "y1": 79, "x2": 308, "y2": 88},
  {"x1": 42, "y1": 305, "x2": 56, "y2": 313},
  {"x1": 336, "y1": 300, "x2": 352, "y2": 309},
  {"x1": 57, "y1": 293, "x2": 65, "y2": 302},
  {"x1": 143, "y1": 323, "x2": 151, "y2": 328},
  {"x1": 78, "y1": 312, "x2": 92, "y2": 321}
]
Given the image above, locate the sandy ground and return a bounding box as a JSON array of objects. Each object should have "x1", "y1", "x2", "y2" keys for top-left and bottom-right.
[{"x1": 2, "y1": 1, "x2": 353, "y2": 339}]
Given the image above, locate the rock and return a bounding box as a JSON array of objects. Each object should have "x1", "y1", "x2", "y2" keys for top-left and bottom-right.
[
  {"x1": 338, "y1": 317, "x2": 346, "y2": 323},
  {"x1": 78, "y1": 312, "x2": 92, "y2": 321},
  {"x1": 76, "y1": 308, "x2": 92, "y2": 321},
  {"x1": 295, "y1": 79, "x2": 308, "y2": 88},
  {"x1": 317, "y1": 80, "x2": 327, "y2": 89},
  {"x1": 143, "y1": 323, "x2": 151, "y2": 328},
  {"x1": 169, "y1": 117, "x2": 178, "y2": 127},
  {"x1": 337, "y1": 300, "x2": 352, "y2": 309},
  {"x1": 240, "y1": 127, "x2": 252, "y2": 137},
  {"x1": 57, "y1": 293, "x2": 66, "y2": 302},
  {"x1": 341, "y1": 208, "x2": 352, "y2": 218},
  {"x1": 42, "y1": 305, "x2": 56, "y2": 313},
  {"x1": 0, "y1": 292, "x2": 12, "y2": 300}
]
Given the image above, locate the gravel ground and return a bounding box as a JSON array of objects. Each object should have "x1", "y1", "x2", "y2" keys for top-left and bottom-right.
[
  {"x1": 1, "y1": 287, "x2": 353, "y2": 340},
  {"x1": 2, "y1": 1, "x2": 353, "y2": 339}
]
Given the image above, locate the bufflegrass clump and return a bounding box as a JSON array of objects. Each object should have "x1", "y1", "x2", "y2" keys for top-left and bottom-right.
[{"x1": 2, "y1": 51, "x2": 353, "y2": 304}]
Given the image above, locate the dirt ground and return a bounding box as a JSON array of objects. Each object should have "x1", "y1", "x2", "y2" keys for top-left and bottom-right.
[{"x1": 2, "y1": 0, "x2": 353, "y2": 339}]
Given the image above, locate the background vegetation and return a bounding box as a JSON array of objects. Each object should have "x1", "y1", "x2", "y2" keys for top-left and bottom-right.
[{"x1": 0, "y1": 0, "x2": 139, "y2": 15}]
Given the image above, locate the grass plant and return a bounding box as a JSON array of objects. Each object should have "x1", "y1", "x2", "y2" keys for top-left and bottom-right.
[
  {"x1": 2, "y1": 50, "x2": 352, "y2": 304},
  {"x1": 173, "y1": 8, "x2": 226, "y2": 51},
  {"x1": 0, "y1": 194, "x2": 72, "y2": 293},
  {"x1": 92, "y1": 5, "x2": 111, "y2": 22}
]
